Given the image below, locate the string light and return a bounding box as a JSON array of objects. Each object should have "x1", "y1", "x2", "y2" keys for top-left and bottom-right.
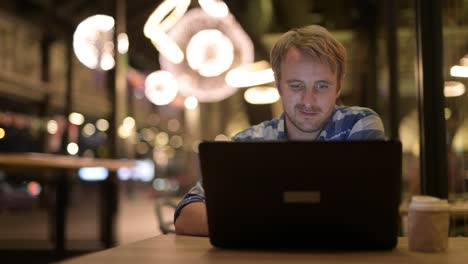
[
  {"x1": 450, "y1": 65, "x2": 468, "y2": 78},
  {"x1": 150, "y1": 29, "x2": 184, "y2": 64},
  {"x1": 159, "y1": 8, "x2": 254, "y2": 102},
  {"x1": 82, "y1": 123, "x2": 96, "y2": 137},
  {"x1": 198, "y1": 0, "x2": 229, "y2": 18},
  {"x1": 47, "y1": 120, "x2": 58, "y2": 134},
  {"x1": 226, "y1": 60, "x2": 275, "y2": 88},
  {"x1": 145, "y1": 71, "x2": 179, "y2": 106},
  {"x1": 186, "y1": 29, "x2": 234, "y2": 77},
  {"x1": 155, "y1": 132, "x2": 170, "y2": 146},
  {"x1": 143, "y1": 0, "x2": 190, "y2": 36},
  {"x1": 244, "y1": 86, "x2": 280, "y2": 104},
  {"x1": 69, "y1": 112, "x2": 85, "y2": 126},
  {"x1": 444, "y1": 81, "x2": 466, "y2": 97},
  {"x1": 184, "y1": 96, "x2": 198, "y2": 110},
  {"x1": 168, "y1": 119, "x2": 181, "y2": 132},
  {"x1": 96, "y1": 119, "x2": 109, "y2": 132},
  {"x1": 143, "y1": 0, "x2": 189, "y2": 64},
  {"x1": 169, "y1": 135, "x2": 183, "y2": 148},
  {"x1": 67, "y1": 142, "x2": 79, "y2": 155},
  {"x1": 73, "y1": 15, "x2": 115, "y2": 70},
  {"x1": 117, "y1": 33, "x2": 129, "y2": 54}
]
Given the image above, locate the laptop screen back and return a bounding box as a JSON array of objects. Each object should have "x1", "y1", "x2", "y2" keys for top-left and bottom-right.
[{"x1": 199, "y1": 141, "x2": 402, "y2": 250}]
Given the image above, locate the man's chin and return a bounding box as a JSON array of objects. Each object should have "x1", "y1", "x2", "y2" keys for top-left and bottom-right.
[{"x1": 296, "y1": 124, "x2": 322, "y2": 133}]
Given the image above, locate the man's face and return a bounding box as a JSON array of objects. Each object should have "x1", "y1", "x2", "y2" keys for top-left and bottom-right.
[{"x1": 276, "y1": 47, "x2": 342, "y2": 139}]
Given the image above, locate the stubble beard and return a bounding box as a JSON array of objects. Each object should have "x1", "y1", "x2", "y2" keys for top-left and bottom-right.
[{"x1": 285, "y1": 107, "x2": 324, "y2": 134}]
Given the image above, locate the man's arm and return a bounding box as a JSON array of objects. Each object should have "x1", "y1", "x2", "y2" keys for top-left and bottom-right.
[{"x1": 174, "y1": 202, "x2": 208, "y2": 236}]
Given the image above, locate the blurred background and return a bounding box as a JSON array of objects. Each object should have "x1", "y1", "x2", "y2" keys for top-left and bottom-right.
[{"x1": 0, "y1": 0, "x2": 467, "y2": 262}]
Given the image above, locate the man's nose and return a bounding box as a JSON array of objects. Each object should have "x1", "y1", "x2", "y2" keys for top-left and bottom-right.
[{"x1": 302, "y1": 87, "x2": 316, "y2": 104}]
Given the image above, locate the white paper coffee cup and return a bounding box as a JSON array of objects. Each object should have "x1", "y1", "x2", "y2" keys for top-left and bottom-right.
[{"x1": 408, "y1": 196, "x2": 449, "y2": 252}]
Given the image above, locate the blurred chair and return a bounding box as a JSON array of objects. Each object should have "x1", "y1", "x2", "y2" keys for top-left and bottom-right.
[{"x1": 155, "y1": 197, "x2": 177, "y2": 234}]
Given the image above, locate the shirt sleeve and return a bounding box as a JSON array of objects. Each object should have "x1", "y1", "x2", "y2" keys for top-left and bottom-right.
[
  {"x1": 174, "y1": 180, "x2": 206, "y2": 222},
  {"x1": 348, "y1": 113, "x2": 386, "y2": 140}
]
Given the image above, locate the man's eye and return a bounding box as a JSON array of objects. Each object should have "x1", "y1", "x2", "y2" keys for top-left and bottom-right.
[
  {"x1": 289, "y1": 84, "x2": 303, "y2": 90},
  {"x1": 316, "y1": 83, "x2": 329, "y2": 90}
]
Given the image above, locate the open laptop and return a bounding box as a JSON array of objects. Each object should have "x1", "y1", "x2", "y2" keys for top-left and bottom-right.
[{"x1": 199, "y1": 141, "x2": 402, "y2": 250}]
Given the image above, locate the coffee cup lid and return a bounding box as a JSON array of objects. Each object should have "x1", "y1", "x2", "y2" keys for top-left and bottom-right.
[{"x1": 409, "y1": 195, "x2": 449, "y2": 211}]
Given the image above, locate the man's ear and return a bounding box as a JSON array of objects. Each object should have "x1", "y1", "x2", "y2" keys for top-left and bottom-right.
[
  {"x1": 274, "y1": 75, "x2": 282, "y2": 95},
  {"x1": 336, "y1": 86, "x2": 341, "y2": 98},
  {"x1": 336, "y1": 74, "x2": 345, "y2": 98}
]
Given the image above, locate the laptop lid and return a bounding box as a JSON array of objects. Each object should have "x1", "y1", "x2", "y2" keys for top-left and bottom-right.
[{"x1": 199, "y1": 141, "x2": 402, "y2": 250}]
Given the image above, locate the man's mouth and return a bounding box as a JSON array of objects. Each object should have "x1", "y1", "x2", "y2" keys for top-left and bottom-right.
[{"x1": 299, "y1": 109, "x2": 320, "y2": 116}]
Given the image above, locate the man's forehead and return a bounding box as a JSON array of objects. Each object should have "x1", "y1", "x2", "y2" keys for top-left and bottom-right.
[{"x1": 283, "y1": 47, "x2": 336, "y2": 72}]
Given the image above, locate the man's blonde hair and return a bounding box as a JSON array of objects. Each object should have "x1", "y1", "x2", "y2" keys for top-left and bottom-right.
[{"x1": 270, "y1": 25, "x2": 346, "y2": 83}]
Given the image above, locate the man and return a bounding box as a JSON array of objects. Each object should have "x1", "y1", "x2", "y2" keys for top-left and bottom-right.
[{"x1": 174, "y1": 25, "x2": 385, "y2": 236}]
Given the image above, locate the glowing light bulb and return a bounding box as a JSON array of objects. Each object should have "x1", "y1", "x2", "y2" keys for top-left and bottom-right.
[
  {"x1": 73, "y1": 15, "x2": 115, "y2": 70},
  {"x1": 198, "y1": 0, "x2": 229, "y2": 18},
  {"x1": 186, "y1": 29, "x2": 234, "y2": 77},
  {"x1": 47, "y1": 120, "x2": 58, "y2": 134},
  {"x1": 184, "y1": 96, "x2": 198, "y2": 110},
  {"x1": 225, "y1": 61, "x2": 275, "y2": 88},
  {"x1": 69, "y1": 112, "x2": 85, "y2": 126},
  {"x1": 244, "y1": 86, "x2": 280, "y2": 104},
  {"x1": 117, "y1": 33, "x2": 129, "y2": 54},
  {"x1": 444, "y1": 81, "x2": 466, "y2": 97},
  {"x1": 450, "y1": 65, "x2": 468, "y2": 78},
  {"x1": 96, "y1": 119, "x2": 109, "y2": 131},
  {"x1": 67, "y1": 142, "x2": 79, "y2": 155},
  {"x1": 144, "y1": 71, "x2": 179, "y2": 105}
]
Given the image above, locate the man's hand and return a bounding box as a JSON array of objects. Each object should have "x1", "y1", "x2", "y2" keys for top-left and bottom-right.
[{"x1": 174, "y1": 202, "x2": 209, "y2": 236}]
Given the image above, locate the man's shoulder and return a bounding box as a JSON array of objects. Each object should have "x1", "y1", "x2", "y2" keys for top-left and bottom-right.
[
  {"x1": 232, "y1": 117, "x2": 284, "y2": 141},
  {"x1": 321, "y1": 105, "x2": 385, "y2": 140},
  {"x1": 332, "y1": 105, "x2": 379, "y2": 121}
]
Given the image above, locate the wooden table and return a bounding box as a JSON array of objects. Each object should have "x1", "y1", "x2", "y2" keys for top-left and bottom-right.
[
  {"x1": 60, "y1": 235, "x2": 468, "y2": 264},
  {"x1": 0, "y1": 152, "x2": 135, "y2": 170},
  {"x1": 0, "y1": 152, "x2": 135, "y2": 255}
]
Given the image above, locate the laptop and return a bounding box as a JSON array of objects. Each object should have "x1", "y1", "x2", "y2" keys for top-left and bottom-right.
[{"x1": 199, "y1": 141, "x2": 402, "y2": 250}]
